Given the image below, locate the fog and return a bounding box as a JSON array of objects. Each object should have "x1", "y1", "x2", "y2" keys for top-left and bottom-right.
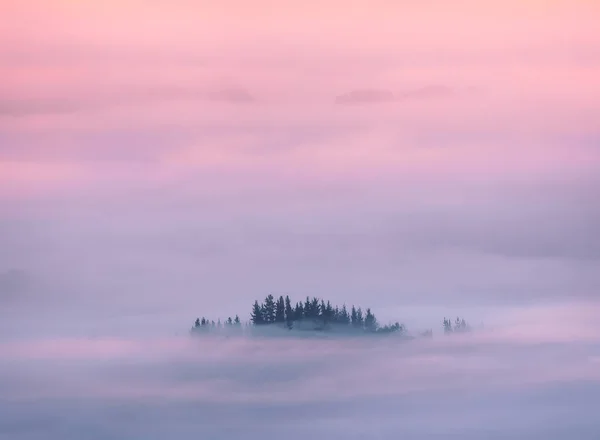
[
  {"x1": 2, "y1": 305, "x2": 600, "y2": 439},
  {"x1": 2, "y1": 0, "x2": 600, "y2": 438}
]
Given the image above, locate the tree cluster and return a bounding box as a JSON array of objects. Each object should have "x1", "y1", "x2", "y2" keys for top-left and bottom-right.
[
  {"x1": 193, "y1": 315, "x2": 242, "y2": 332},
  {"x1": 248, "y1": 294, "x2": 404, "y2": 334},
  {"x1": 191, "y1": 295, "x2": 470, "y2": 337},
  {"x1": 443, "y1": 317, "x2": 470, "y2": 334},
  {"x1": 192, "y1": 294, "x2": 404, "y2": 335}
]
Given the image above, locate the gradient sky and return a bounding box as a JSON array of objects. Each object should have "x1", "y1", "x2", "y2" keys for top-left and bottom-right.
[
  {"x1": 1, "y1": 0, "x2": 600, "y2": 334},
  {"x1": 2, "y1": 2, "x2": 600, "y2": 439}
]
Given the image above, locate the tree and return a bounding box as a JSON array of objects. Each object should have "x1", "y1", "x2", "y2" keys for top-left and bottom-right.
[
  {"x1": 234, "y1": 315, "x2": 241, "y2": 326},
  {"x1": 322, "y1": 300, "x2": 334, "y2": 324},
  {"x1": 454, "y1": 317, "x2": 469, "y2": 333},
  {"x1": 364, "y1": 308, "x2": 378, "y2": 332},
  {"x1": 340, "y1": 305, "x2": 350, "y2": 325},
  {"x1": 263, "y1": 294, "x2": 276, "y2": 323},
  {"x1": 351, "y1": 305, "x2": 358, "y2": 328},
  {"x1": 275, "y1": 295, "x2": 286, "y2": 324},
  {"x1": 194, "y1": 318, "x2": 200, "y2": 328},
  {"x1": 304, "y1": 296, "x2": 312, "y2": 318},
  {"x1": 227, "y1": 317, "x2": 233, "y2": 326},
  {"x1": 356, "y1": 307, "x2": 364, "y2": 328},
  {"x1": 251, "y1": 300, "x2": 264, "y2": 325},
  {"x1": 294, "y1": 302, "x2": 304, "y2": 321},
  {"x1": 443, "y1": 317, "x2": 453, "y2": 334},
  {"x1": 285, "y1": 296, "x2": 294, "y2": 328},
  {"x1": 310, "y1": 297, "x2": 320, "y2": 320}
]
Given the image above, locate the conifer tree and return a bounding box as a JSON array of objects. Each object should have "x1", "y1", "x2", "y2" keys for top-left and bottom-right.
[
  {"x1": 275, "y1": 295, "x2": 286, "y2": 324},
  {"x1": 251, "y1": 300, "x2": 264, "y2": 325},
  {"x1": 285, "y1": 296, "x2": 294, "y2": 328},
  {"x1": 443, "y1": 317, "x2": 453, "y2": 334},
  {"x1": 356, "y1": 308, "x2": 364, "y2": 328},
  {"x1": 351, "y1": 305, "x2": 358, "y2": 328},
  {"x1": 333, "y1": 306, "x2": 340, "y2": 323},
  {"x1": 263, "y1": 294, "x2": 276, "y2": 323},
  {"x1": 234, "y1": 315, "x2": 241, "y2": 326},
  {"x1": 340, "y1": 305, "x2": 350, "y2": 324},
  {"x1": 310, "y1": 297, "x2": 320, "y2": 320},
  {"x1": 227, "y1": 317, "x2": 233, "y2": 326},
  {"x1": 294, "y1": 302, "x2": 304, "y2": 321},
  {"x1": 364, "y1": 308, "x2": 377, "y2": 332},
  {"x1": 194, "y1": 318, "x2": 200, "y2": 328},
  {"x1": 304, "y1": 296, "x2": 312, "y2": 318}
]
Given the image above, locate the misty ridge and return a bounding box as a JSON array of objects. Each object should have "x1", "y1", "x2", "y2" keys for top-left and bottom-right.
[{"x1": 190, "y1": 293, "x2": 469, "y2": 338}]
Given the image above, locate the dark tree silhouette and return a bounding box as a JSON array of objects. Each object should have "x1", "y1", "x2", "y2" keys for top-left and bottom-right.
[
  {"x1": 364, "y1": 308, "x2": 377, "y2": 332},
  {"x1": 285, "y1": 295, "x2": 294, "y2": 328},
  {"x1": 275, "y1": 295, "x2": 286, "y2": 324},
  {"x1": 190, "y1": 295, "x2": 465, "y2": 338},
  {"x1": 340, "y1": 305, "x2": 350, "y2": 324},
  {"x1": 251, "y1": 300, "x2": 264, "y2": 325},
  {"x1": 294, "y1": 302, "x2": 304, "y2": 321},
  {"x1": 310, "y1": 297, "x2": 320, "y2": 319},
  {"x1": 351, "y1": 305, "x2": 358, "y2": 327},
  {"x1": 357, "y1": 308, "x2": 364, "y2": 327},
  {"x1": 263, "y1": 294, "x2": 276, "y2": 323},
  {"x1": 443, "y1": 318, "x2": 453, "y2": 334}
]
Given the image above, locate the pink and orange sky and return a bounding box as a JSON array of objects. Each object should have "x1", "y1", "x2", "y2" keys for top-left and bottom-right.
[
  {"x1": 1, "y1": 3, "x2": 600, "y2": 439},
  {"x1": 1, "y1": 0, "x2": 599, "y2": 327}
]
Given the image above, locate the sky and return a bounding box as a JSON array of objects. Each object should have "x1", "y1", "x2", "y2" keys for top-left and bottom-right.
[{"x1": 1, "y1": 1, "x2": 600, "y2": 438}]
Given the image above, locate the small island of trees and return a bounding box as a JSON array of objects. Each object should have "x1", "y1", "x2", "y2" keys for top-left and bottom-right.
[{"x1": 191, "y1": 294, "x2": 470, "y2": 337}]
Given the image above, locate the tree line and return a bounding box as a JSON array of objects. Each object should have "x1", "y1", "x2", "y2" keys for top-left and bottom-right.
[
  {"x1": 191, "y1": 294, "x2": 470, "y2": 336},
  {"x1": 192, "y1": 294, "x2": 403, "y2": 335}
]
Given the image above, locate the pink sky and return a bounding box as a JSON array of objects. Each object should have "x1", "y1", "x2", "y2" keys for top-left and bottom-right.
[
  {"x1": 1, "y1": 0, "x2": 599, "y2": 325},
  {"x1": 2, "y1": 1, "x2": 599, "y2": 188}
]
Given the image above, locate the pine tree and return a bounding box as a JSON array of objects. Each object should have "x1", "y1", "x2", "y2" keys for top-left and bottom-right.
[
  {"x1": 310, "y1": 297, "x2": 320, "y2": 320},
  {"x1": 251, "y1": 300, "x2": 264, "y2": 325},
  {"x1": 275, "y1": 295, "x2": 286, "y2": 324},
  {"x1": 227, "y1": 317, "x2": 233, "y2": 326},
  {"x1": 351, "y1": 305, "x2": 358, "y2": 328},
  {"x1": 364, "y1": 308, "x2": 377, "y2": 332},
  {"x1": 443, "y1": 318, "x2": 453, "y2": 334},
  {"x1": 294, "y1": 302, "x2": 304, "y2": 321},
  {"x1": 234, "y1": 315, "x2": 241, "y2": 326},
  {"x1": 340, "y1": 305, "x2": 350, "y2": 324},
  {"x1": 194, "y1": 318, "x2": 200, "y2": 328},
  {"x1": 356, "y1": 308, "x2": 364, "y2": 328},
  {"x1": 304, "y1": 296, "x2": 312, "y2": 318},
  {"x1": 263, "y1": 294, "x2": 276, "y2": 323},
  {"x1": 285, "y1": 296, "x2": 294, "y2": 328}
]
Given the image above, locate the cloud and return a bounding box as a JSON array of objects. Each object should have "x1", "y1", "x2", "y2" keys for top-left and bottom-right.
[
  {"x1": 335, "y1": 89, "x2": 396, "y2": 105},
  {"x1": 0, "y1": 85, "x2": 255, "y2": 118},
  {"x1": 1, "y1": 302, "x2": 599, "y2": 438},
  {"x1": 207, "y1": 87, "x2": 255, "y2": 103},
  {"x1": 334, "y1": 85, "x2": 468, "y2": 105}
]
